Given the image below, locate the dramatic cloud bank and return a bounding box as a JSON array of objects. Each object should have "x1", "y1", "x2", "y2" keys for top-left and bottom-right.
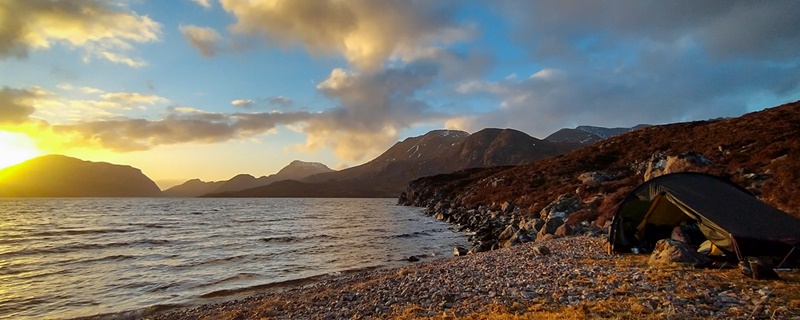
[
  {"x1": 448, "y1": 1, "x2": 800, "y2": 137},
  {"x1": 219, "y1": 0, "x2": 471, "y2": 70},
  {"x1": 0, "y1": 0, "x2": 161, "y2": 67},
  {"x1": 297, "y1": 63, "x2": 447, "y2": 161}
]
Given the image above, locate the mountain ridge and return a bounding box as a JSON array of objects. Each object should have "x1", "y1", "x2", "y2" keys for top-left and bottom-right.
[
  {"x1": 163, "y1": 160, "x2": 334, "y2": 197},
  {"x1": 0, "y1": 155, "x2": 162, "y2": 197},
  {"x1": 210, "y1": 128, "x2": 582, "y2": 198}
]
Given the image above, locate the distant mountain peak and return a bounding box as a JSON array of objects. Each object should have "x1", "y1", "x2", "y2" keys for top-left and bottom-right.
[
  {"x1": 287, "y1": 160, "x2": 331, "y2": 169},
  {"x1": 546, "y1": 125, "x2": 648, "y2": 144},
  {"x1": 0, "y1": 154, "x2": 162, "y2": 197},
  {"x1": 425, "y1": 129, "x2": 470, "y2": 138}
]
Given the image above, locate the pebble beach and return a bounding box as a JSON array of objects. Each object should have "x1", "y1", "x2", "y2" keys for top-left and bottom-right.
[{"x1": 137, "y1": 236, "x2": 800, "y2": 320}]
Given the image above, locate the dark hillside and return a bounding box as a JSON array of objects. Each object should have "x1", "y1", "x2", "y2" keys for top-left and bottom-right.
[{"x1": 400, "y1": 101, "x2": 800, "y2": 250}]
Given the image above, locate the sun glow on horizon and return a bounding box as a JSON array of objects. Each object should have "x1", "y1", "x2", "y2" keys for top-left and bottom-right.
[{"x1": 0, "y1": 131, "x2": 42, "y2": 170}]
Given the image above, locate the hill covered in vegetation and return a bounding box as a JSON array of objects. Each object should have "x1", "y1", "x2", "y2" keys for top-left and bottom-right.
[{"x1": 400, "y1": 101, "x2": 800, "y2": 251}]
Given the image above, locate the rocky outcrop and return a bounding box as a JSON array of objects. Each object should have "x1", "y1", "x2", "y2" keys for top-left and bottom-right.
[
  {"x1": 644, "y1": 152, "x2": 712, "y2": 181},
  {"x1": 0, "y1": 155, "x2": 162, "y2": 197}
]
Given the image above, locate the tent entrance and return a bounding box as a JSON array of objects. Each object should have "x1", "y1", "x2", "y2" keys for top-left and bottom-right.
[{"x1": 634, "y1": 194, "x2": 695, "y2": 248}]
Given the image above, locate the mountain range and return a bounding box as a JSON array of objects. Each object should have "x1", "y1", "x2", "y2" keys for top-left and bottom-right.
[
  {"x1": 162, "y1": 160, "x2": 334, "y2": 197},
  {"x1": 206, "y1": 128, "x2": 580, "y2": 197},
  {"x1": 0, "y1": 124, "x2": 643, "y2": 198}
]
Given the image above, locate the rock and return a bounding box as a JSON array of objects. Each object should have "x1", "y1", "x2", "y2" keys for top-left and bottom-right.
[
  {"x1": 539, "y1": 194, "x2": 581, "y2": 221},
  {"x1": 535, "y1": 230, "x2": 554, "y2": 242},
  {"x1": 407, "y1": 256, "x2": 420, "y2": 262},
  {"x1": 644, "y1": 151, "x2": 668, "y2": 181},
  {"x1": 647, "y1": 239, "x2": 712, "y2": 267},
  {"x1": 554, "y1": 224, "x2": 574, "y2": 237},
  {"x1": 578, "y1": 171, "x2": 615, "y2": 186},
  {"x1": 532, "y1": 245, "x2": 551, "y2": 256},
  {"x1": 467, "y1": 243, "x2": 489, "y2": 255},
  {"x1": 498, "y1": 225, "x2": 517, "y2": 242},
  {"x1": 453, "y1": 246, "x2": 468, "y2": 256},
  {"x1": 512, "y1": 229, "x2": 533, "y2": 243},
  {"x1": 500, "y1": 201, "x2": 515, "y2": 214},
  {"x1": 397, "y1": 192, "x2": 408, "y2": 205},
  {"x1": 744, "y1": 257, "x2": 780, "y2": 280},
  {"x1": 644, "y1": 152, "x2": 712, "y2": 181},
  {"x1": 541, "y1": 217, "x2": 564, "y2": 235},
  {"x1": 534, "y1": 219, "x2": 546, "y2": 232}
]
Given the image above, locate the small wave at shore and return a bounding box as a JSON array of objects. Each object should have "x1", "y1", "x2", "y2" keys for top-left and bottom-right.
[{"x1": 197, "y1": 266, "x2": 383, "y2": 299}]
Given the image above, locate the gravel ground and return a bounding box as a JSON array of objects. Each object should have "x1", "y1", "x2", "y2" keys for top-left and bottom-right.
[{"x1": 139, "y1": 235, "x2": 800, "y2": 320}]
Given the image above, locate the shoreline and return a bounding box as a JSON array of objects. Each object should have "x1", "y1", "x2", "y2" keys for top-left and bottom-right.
[{"x1": 122, "y1": 235, "x2": 800, "y2": 319}]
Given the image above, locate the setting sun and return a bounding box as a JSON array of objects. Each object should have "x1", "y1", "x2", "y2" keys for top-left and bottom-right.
[{"x1": 0, "y1": 131, "x2": 41, "y2": 169}]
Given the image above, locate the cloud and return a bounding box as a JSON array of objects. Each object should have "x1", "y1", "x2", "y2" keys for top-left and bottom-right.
[
  {"x1": 0, "y1": 87, "x2": 45, "y2": 124},
  {"x1": 0, "y1": 0, "x2": 161, "y2": 66},
  {"x1": 190, "y1": 0, "x2": 212, "y2": 9},
  {"x1": 0, "y1": 86, "x2": 313, "y2": 152},
  {"x1": 268, "y1": 96, "x2": 293, "y2": 108},
  {"x1": 179, "y1": 25, "x2": 222, "y2": 57},
  {"x1": 494, "y1": 2, "x2": 800, "y2": 61},
  {"x1": 295, "y1": 63, "x2": 448, "y2": 161},
  {"x1": 445, "y1": 2, "x2": 800, "y2": 137},
  {"x1": 57, "y1": 83, "x2": 105, "y2": 95},
  {"x1": 231, "y1": 99, "x2": 255, "y2": 108},
  {"x1": 101, "y1": 92, "x2": 168, "y2": 106},
  {"x1": 219, "y1": 0, "x2": 471, "y2": 70},
  {"x1": 50, "y1": 111, "x2": 312, "y2": 151}
]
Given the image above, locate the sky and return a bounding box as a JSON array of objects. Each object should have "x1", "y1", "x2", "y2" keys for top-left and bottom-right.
[{"x1": 1, "y1": 0, "x2": 799, "y2": 189}]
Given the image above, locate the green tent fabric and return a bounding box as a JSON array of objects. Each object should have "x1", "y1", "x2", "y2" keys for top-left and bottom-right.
[{"x1": 609, "y1": 172, "x2": 800, "y2": 266}]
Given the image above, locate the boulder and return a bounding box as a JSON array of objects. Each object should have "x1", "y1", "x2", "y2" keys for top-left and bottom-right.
[
  {"x1": 500, "y1": 229, "x2": 533, "y2": 249},
  {"x1": 535, "y1": 229, "x2": 554, "y2": 242},
  {"x1": 512, "y1": 229, "x2": 534, "y2": 243},
  {"x1": 541, "y1": 217, "x2": 564, "y2": 235},
  {"x1": 407, "y1": 256, "x2": 420, "y2": 262},
  {"x1": 539, "y1": 194, "x2": 581, "y2": 221},
  {"x1": 453, "y1": 246, "x2": 468, "y2": 256},
  {"x1": 578, "y1": 171, "x2": 615, "y2": 186},
  {"x1": 647, "y1": 239, "x2": 711, "y2": 267},
  {"x1": 532, "y1": 245, "x2": 551, "y2": 256},
  {"x1": 468, "y1": 243, "x2": 489, "y2": 255},
  {"x1": 498, "y1": 225, "x2": 517, "y2": 242},
  {"x1": 645, "y1": 152, "x2": 712, "y2": 181},
  {"x1": 554, "y1": 224, "x2": 574, "y2": 237},
  {"x1": 643, "y1": 151, "x2": 668, "y2": 181},
  {"x1": 741, "y1": 257, "x2": 780, "y2": 280},
  {"x1": 500, "y1": 201, "x2": 515, "y2": 214}
]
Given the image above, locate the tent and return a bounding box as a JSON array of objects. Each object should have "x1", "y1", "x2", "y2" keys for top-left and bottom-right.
[{"x1": 608, "y1": 172, "x2": 800, "y2": 267}]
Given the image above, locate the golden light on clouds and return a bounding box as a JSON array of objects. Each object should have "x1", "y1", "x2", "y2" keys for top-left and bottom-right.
[
  {"x1": 0, "y1": 0, "x2": 161, "y2": 66},
  {"x1": 0, "y1": 131, "x2": 41, "y2": 169}
]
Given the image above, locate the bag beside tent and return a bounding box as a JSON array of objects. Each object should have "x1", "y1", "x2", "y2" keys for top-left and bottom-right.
[{"x1": 608, "y1": 172, "x2": 800, "y2": 267}]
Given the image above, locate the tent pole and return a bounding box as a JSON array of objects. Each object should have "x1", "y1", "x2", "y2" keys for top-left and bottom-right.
[
  {"x1": 731, "y1": 235, "x2": 743, "y2": 262},
  {"x1": 777, "y1": 246, "x2": 797, "y2": 269}
]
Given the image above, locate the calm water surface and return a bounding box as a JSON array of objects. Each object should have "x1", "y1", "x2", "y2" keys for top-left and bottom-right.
[{"x1": 0, "y1": 198, "x2": 469, "y2": 319}]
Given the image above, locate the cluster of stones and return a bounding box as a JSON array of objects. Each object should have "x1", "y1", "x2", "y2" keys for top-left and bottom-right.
[
  {"x1": 398, "y1": 150, "x2": 729, "y2": 258},
  {"x1": 401, "y1": 184, "x2": 607, "y2": 256}
]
